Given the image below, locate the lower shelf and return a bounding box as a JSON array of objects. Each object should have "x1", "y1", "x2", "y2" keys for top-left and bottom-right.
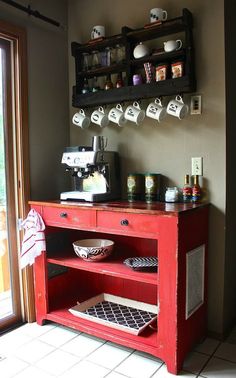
[
  {"x1": 69, "y1": 293, "x2": 158, "y2": 335},
  {"x1": 44, "y1": 306, "x2": 159, "y2": 355},
  {"x1": 72, "y1": 76, "x2": 196, "y2": 108}
]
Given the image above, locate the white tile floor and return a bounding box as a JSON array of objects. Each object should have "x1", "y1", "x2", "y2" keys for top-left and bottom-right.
[{"x1": 0, "y1": 322, "x2": 236, "y2": 377}]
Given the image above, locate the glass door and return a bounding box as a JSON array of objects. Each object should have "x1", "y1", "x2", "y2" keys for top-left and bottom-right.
[{"x1": 0, "y1": 38, "x2": 22, "y2": 330}]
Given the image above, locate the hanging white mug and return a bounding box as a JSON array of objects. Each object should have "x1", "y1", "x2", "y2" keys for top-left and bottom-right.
[
  {"x1": 72, "y1": 110, "x2": 90, "y2": 129},
  {"x1": 146, "y1": 98, "x2": 167, "y2": 123},
  {"x1": 108, "y1": 104, "x2": 127, "y2": 127},
  {"x1": 91, "y1": 106, "x2": 109, "y2": 127},
  {"x1": 167, "y1": 95, "x2": 189, "y2": 120},
  {"x1": 124, "y1": 102, "x2": 145, "y2": 125}
]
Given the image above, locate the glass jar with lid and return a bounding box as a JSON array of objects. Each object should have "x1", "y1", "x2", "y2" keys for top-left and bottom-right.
[
  {"x1": 165, "y1": 187, "x2": 179, "y2": 202},
  {"x1": 91, "y1": 50, "x2": 100, "y2": 69},
  {"x1": 116, "y1": 44, "x2": 125, "y2": 64},
  {"x1": 82, "y1": 52, "x2": 91, "y2": 71}
]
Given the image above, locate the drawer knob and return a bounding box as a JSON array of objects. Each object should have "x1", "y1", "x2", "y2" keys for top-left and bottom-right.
[
  {"x1": 120, "y1": 219, "x2": 129, "y2": 226},
  {"x1": 60, "y1": 212, "x2": 67, "y2": 218}
]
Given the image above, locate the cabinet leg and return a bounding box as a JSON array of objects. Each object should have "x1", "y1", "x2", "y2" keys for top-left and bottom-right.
[
  {"x1": 165, "y1": 358, "x2": 183, "y2": 375},
  {"x1": 36, "y1": 317, "x2": 47, "y2": 326}
]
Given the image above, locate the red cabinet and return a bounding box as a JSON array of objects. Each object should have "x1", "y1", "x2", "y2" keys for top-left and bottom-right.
[{"x1": 30, "y1": 200, "x2": 209, "y2": 375}]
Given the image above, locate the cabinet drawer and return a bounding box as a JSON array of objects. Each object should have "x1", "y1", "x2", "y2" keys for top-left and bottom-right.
[
  {"x1": 42, "y1": 207, "x2": 96, "y2": 229},
  {"x1": 96, "y1": 211, "x2": 159, "y2": 235}
]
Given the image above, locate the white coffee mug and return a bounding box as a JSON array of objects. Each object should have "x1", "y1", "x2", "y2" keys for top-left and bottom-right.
[
  {"x1": 167, "y1": 95, "x2": 189, "y2": 120},
  {"x1": 150, "y1": 8, "x2": 168, "y2": 23},
  {"x1": 91, "y1": 106, "x2": 109, "y2": 127},
  {"x1": 91, "y1": 25, "x2": 105, "y2": 39},
  {"x1": 108, "y1": 104, "x2": 127, "y2": 127},
  {"x1": 146, "y1": 98, "x2": 167, "y2": 123},
  {"x1": 72, "y1": 110, "x2": 90, "y2": 129},
  {"x1": 124, "y1": 102, "x2": 145, "y2": 125},
  {"x1": 164, "y1": 39, "x2": 182, "y2": 53}
]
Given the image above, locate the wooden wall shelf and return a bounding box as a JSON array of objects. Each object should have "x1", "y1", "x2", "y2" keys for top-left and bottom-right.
[{"x1": 71, "y1": 8, "x2": 196, "y2": 108}]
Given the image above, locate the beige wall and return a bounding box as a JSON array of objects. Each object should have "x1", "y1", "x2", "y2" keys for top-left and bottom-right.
[
  {"x1": 0, "y1": 0, "x2": 70, "y2": 200},
  {"x1": 68, "y1": 0, "x2": 226, "y2": 335}
]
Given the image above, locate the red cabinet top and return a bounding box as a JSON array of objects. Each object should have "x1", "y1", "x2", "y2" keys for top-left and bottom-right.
[{"x1": 29, "y1": 200, "x2": 208, "y2": 216}]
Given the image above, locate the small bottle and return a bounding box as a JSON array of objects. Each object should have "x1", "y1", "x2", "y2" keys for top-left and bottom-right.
[
  {"x1": 116, "y1": 73, "x2": 124, "y2": 88},
  {"x1": 92, "y1": 76, "x2": 100, "y2": 92},
  {"x1": 81, "y1": 78, "x2": 90, "y2": 94},
  {"x1": 192, "y1": 175, "x2": 201, "y2": 202},
  {"x1": 104, "y1": 74, "x2": 113, "y2": 90},
  {"x1": 182, "y1": 174, "x2": 192, "y2": 202}
]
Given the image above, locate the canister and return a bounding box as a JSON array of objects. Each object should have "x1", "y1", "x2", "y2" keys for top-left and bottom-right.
[
  {"x1": 171, "y1": 60, "x2": 184, "y2": 79},
  {"x1": 127, "y1": 173, "x2": 144, "y2": 202},
  {"x1": 145, "y1": 173, "x2": 161, "y2": 203},
  {"x1": 156, "y1": 63, "x2": 168, "y2": 81}
]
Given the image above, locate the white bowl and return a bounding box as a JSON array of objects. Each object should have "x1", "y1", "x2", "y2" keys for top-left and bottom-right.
[{"x1": 73, "y1": 239, "x2": 114, "y2": 262}]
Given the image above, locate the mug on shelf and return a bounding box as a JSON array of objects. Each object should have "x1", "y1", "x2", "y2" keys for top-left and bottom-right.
[
  {"x1": 72, "y1": 110, "x2": 90, "y2": 129},
  {"x1": 91, "y1": 25, "x2": 105, "y2": 39},
  {"x1": 146, "y1": 98, "x2": 167, "y2": 123},
  {"x1": 108, "y1": 104, "x2": 127, "y2": 127},
  {"x1": 124, "y1": 102, "x2": 145, "y2": 125},
  {"x1": 91, "y1": 106, "x2": 109, "y2": 127},
  {"x1": 166, "y1": 95, "x2": 189, "y2": 120},
  {"x1": 150, "y1": 8, "x2": 168, "y2": 23}
]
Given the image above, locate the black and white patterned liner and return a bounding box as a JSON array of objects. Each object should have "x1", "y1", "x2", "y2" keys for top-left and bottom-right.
[
  {"x1": 124, "y1": 257, "x2": 158, "y2": 271},
  {"x1": 69, "y1": 293, "x2": 158, "y2": 335}
]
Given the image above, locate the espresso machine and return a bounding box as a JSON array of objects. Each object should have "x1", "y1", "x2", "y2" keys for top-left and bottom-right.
[{"x1": 60, "y1": 137, "x2": 120, "y2": 202}]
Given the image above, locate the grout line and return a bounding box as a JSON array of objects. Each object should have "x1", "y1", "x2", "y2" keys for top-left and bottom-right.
[
  {"x1": 195, "y1": 341, "x2": 224, "y2": 377},
  {"x1": 103, "y1": 349, "x2": 136, "y2": 377},
  {"x1": 149, "y1": 361, "x2": 165, "y2": 377}
]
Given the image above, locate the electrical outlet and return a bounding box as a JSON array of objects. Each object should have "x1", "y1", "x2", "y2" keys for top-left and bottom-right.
[
  {"x1": 191, "y1": 157, "x2": 203, "y2": 176},
  {"x1": 190, "y1": 95, "x2": 202, "y2": 115}
]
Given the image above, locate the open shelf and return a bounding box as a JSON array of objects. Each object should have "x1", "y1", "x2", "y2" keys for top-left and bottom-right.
[
  {"x1": 47, "y1": 253, "x2": 157, "y2": 285},
  {"x1": 76, "y1": 63, "x2": 127, "y2": 79},
  {"x1": 129, "y1": 49, "x2": 186, "y2": 67},
  {"x1": 46, "y1": 306, "x2": 159, "y2": 355},
  {"x1": 127, "y1": 17, "x2": 191, "y2": 42},
  {"x1": 72, "y1": 76, "x2": 195, "y2": 108}
]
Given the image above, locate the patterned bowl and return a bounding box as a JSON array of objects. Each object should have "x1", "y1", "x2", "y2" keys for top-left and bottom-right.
[{"x1": 73, "y1": 239, "x2": 114, "y2": 262}]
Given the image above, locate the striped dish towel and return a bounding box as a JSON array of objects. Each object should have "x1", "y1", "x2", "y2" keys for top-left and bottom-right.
[{"x1": 20, "y1": 209, "x2": 46, "y2": 269}]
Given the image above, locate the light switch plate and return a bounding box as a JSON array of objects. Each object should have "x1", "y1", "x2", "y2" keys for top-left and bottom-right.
[{"x1": 191, "y1": 157, "x2": 203, "y2": 176}]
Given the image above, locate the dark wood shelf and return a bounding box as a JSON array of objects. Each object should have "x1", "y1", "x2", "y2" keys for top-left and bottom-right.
[
  {"x1": 72, "y1": 76, "x2": 196, "y2": 108},
  {"x1": 72, "y1": 34, "x2": 126, "y2": 55},
  {"x1": 127, "y1": 20, "x2": 188, "y2": 43},
  {"x1": 76, "y1": 63, "x2": 127, "y2": 79},
  {"x1": 47, "y1": 253, "x2": 158, "y2": 285},
  {"x1": 130, "y1": 49, "x2": 186, "y2": 67},
  {"x1": 71, "y1": 8, "x2": 195, "y2": 108}
]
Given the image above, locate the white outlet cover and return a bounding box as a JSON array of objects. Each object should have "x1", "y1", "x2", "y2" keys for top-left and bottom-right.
[{"x1": 190, "y1": 95, "x2": 202, "y2": 115}]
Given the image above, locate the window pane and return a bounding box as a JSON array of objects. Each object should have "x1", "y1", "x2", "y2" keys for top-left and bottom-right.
[{"x1": 0, "y1": 47, "x2": 13, "y2": 320}]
